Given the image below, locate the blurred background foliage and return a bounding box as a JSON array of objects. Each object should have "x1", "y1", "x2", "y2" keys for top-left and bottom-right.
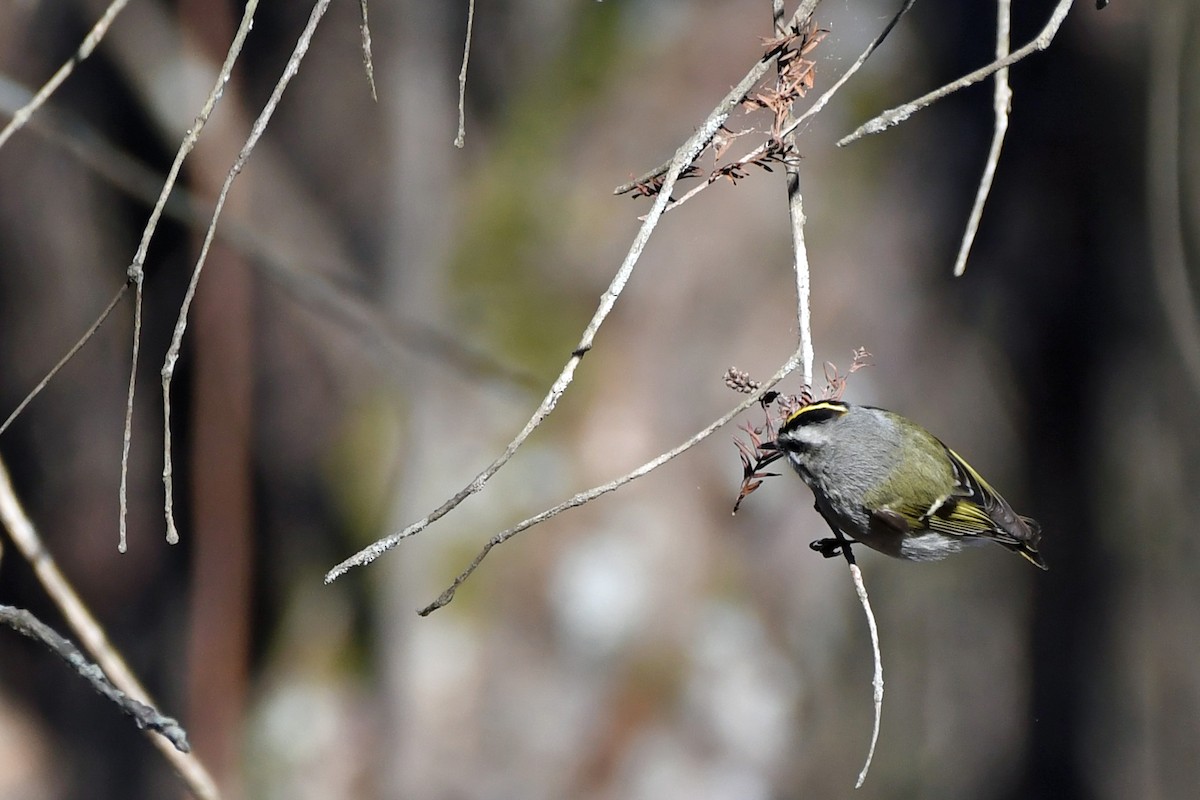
[{"x1": 0, "y1": 1, "x2": 1197, "y2": 798}]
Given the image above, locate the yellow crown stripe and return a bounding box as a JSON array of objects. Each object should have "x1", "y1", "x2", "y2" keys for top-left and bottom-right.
[{"x1": 783, "y1": 400, "x2": 848, "y2": 427}]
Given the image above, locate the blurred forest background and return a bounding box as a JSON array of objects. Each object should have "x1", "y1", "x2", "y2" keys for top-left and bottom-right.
[{"x1": 0, "y1": 1, "x2": 1197, "y2": 798}]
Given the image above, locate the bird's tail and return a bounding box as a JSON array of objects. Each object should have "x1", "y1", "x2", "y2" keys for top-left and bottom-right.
[{"x1": 1008, "y1": 515, "x2": 1048, "y2": 570}]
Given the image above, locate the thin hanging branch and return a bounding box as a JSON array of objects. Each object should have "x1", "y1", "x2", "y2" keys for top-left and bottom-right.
[
  {"x1": 728, "y1": 349, "x2": 878, "y2": 786},
  {"x1": 161, "y1": 0, "x2": 332, "y2": 545},
  {"x1": 952, "y1": 0, "x2": 1012, "y2": 277},
  {"x1": 454, "y1": 0, "x2": 476, "y2": 147},
  {"x1": 850, "y1": 562, "x2": 884, "y2": 789},
  {"x1": 0, "y1": 1, "x2": 144, "y2": 444},
  {"x1": 122, "y1": 0, "x2": 261, "y2": 549},
  {"x1": 771, "y1": 0, "x2": 815, "y2": 384}
]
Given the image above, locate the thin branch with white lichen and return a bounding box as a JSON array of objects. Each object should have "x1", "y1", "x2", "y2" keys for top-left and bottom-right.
[{"x1": 0, "y1": 605, "x2": 190, "y2": 752}]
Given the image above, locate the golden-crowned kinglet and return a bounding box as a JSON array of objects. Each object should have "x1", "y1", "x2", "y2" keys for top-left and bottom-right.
[{"x1": 764, "y1": 400, "x2": 1047, "y2": 569}]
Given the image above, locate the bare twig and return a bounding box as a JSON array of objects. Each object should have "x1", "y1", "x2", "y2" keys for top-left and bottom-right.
[
  {"x1": 790, "y1": 175, "x2": 814, "y2": 385},
  {"x1": 772, "y1": 0, "x2": 814, "y2": 385},
  {"x1": 418, "y1": 352, "x2": 803, "y2": 615},
  {"x1": 0, "y1": 0, "x2": 130, "y2": 151},
  {"x1": 162, "y1": 0, "x2": 331, "y2": 545},
  {"x1": 123, "y1": 0, "x2": 260, "y2": 547},
  {"x1": 850, "y1": 563, "x2": 884, "y2": 789},
  {"x1": 454, "y1": 0, "x2": 476, "y2": 148},
  {"x1": 838, "y1": 0, "x2": 1075, "y2": 146},
  {"x1": 0, "y1": 456, "x2": 219, "y2": 798},
  {"x1": 359, "y1": 0, "x2": 378, "y2": 101},
  {"x1": 0, "y1": 605, "x2": 191, "y2": 752},
  {"x1": 1147, "y1": 0, "x2": 1200, "y2": 396},
  {"x1": 0, "y1": 283, "x2": 129, "y2": 438},
  {"x1": 817, "y1": 527, "x2": 883, "y2": 789},
  {"x1": 952, "y1": 0, "x2": 1011, "y2": 277},
  {"x1": 612, "y1": 0, "x2": 821, "y2": 197},
  {"x1": 118, "y1": 278, "x2": 142, "y2": 554}
]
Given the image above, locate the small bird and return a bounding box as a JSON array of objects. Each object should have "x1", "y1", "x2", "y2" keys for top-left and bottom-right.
[{"x1": 763, "y1": 400, "x2": 1047, "y2": 569}]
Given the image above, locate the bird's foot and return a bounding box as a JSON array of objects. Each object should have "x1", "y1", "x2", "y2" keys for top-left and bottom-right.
[{"x1": 809, "y1": 537, "x2": 849, "y2": 559}]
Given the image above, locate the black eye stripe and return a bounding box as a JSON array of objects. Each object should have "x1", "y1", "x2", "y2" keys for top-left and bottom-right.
[{"x1": 773, "y1": 436, "x2": 804, "y2": 452}]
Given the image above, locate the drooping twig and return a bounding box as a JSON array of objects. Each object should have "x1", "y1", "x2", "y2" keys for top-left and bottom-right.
[
  {"x1": 0, "y1": 456, "x2": 219, "y2": 798},
  {"x1": 122, "y1": 0, "x2": 261, "y2": 548},
  {"x1": 849, "y1": 563, "x2": 884, "y2": 789},
  {"x1": 838, "y1": 0, "x2": 1075, "y2": 146},
  {"x1": 952, "y1": 0, "x2": 1012, "y2": 277},
  {"x1": 454, "y1": 0, "x2": 476, "y2": 148},
  {"x1": 162, "y1": 0, "x2": 331, "y2": 545},
  {"x1": 0, "y1": 605, "x2": 191, "y2": 752},
  {"x1": 819, "y1": 525, "x2": 884, "y2": 789},
  {"x1": 0, "y1": 0, "x2": 131, "y2": 151}
]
